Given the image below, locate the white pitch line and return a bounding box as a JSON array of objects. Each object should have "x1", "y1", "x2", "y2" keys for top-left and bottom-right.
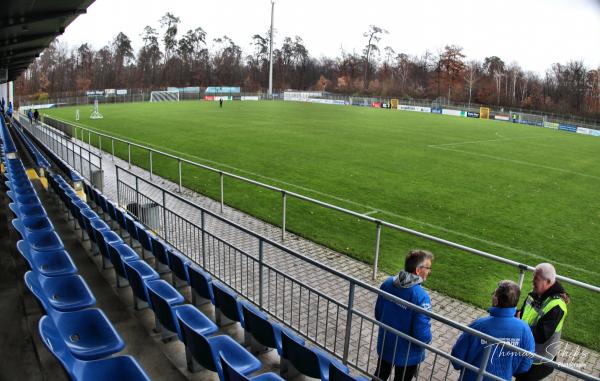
[
  {"x1": 363, "y1": 210, "x2": 378, "y2": 216},
  {"x1": 428, "y1": 135, "x2": 550, "y2": 148},
  {"x1": 51, "y1": 116, "x2": 595, "y2": 275}
]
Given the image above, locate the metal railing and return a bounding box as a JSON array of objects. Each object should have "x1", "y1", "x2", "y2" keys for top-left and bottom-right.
[
  {"x1": 41, "y1": 115, "x2": 600, "y2": 296},
  {"x1": 18, "y1": 114, "x2": 103, "y2": 186},
  {"x1": 115, "y1": 164, "x2": 598, "y2": 381}
]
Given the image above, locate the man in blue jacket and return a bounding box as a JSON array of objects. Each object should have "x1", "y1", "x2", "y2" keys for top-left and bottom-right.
[
  {"x1": 373, "y1": 249, "x2": 433, "y2": 381},
  {"x1": 451, "y1": 280, "x2": 535, "y2": 381}
]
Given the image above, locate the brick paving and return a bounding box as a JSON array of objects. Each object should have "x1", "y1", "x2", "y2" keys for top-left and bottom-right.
[{"x1": 33, "y1": 122, "x2": 599, "y2": 380}]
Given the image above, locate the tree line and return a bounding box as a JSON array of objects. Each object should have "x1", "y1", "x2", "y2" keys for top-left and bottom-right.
[{"x1": 15, "y1": 15, "x2": 600, "y2": 119}]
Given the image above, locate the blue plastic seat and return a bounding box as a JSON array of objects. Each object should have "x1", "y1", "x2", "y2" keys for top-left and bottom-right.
[
  {"x1": 178, "y1": 316, "x2": 261, "y2": 378},
  {"x1": 212, "y1": 280, "x2": 245, "y2": 327},
  {"x1": 10, "y1": 202, "x2": 47, "y2": 218},
  {"x1": 123, "y1": 259, "x2": 160, "y2": 310},
  {"x1": 166, "y1": 247, "x2": 190, "y2": 288},
  {"x1": 24, "y1": 271, "x2": 96, "y2": 312},
  {"x1": 17, "y1": 240, "x2": 77, "y2": 277},
  {"x1": 187, "y1": 263, "x2": 215, "y2": 306},
  {"x1": 39, "y1": 316, "x2": 151, "y2": 381},
  {"x1": 26, "y1": 230, "x2": 64, "y2": 252},
  {"x1": 88, "y1": 218, "x2": 111, "y2": 255},
  {"x1": 329, "y1": 363, "x2": 370, "y2": 381},
  {"x1": 241, "y1": 302, "x2": 302, "y2": 356},
  {"x1": 281, "y1": 330, "x2": 348, "y2": 381},
  {"x1": 114, "y1": 206, "x2": 128, "y2": 235},
  {"x1": 221, "y1": 354, "x2": 285, "y2": 381},
  {"x1": 79, "y1": 208, "x2": 100, "y2": 239},
  {"x1": 149, "y1": 235, "x2": 170, "y2": 273},
  {"x1": 124, "y1": 214, "x2": 139, "y2": 246},
  {"x1": 12, "y1": 216, "x2": 54, "y2": 239},
  {"x1": 146, "y1": 279, "x2": 185, "y2": 340},
  {"x1": 107, "y1": 242, "x2": 140, "y2": 287},
  {"x1": 96, "y1": 230, "x2": 124, "y2": 268},
  {"x1": 174, "y1": 304, "x2": 218, "y2": 342},
  {"x1": 135, "y1": 222, "x2": 153, "y2": 258},
  {"x1": 14, "y1": 194, "x2": 41, "y2": 206},
  {"x1": 47, "y1": 307, "x2": 125, "y2": 360}
]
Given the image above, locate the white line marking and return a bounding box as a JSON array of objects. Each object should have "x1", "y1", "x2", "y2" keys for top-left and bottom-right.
[
  {"x1": 428, "y1": 135, "x2": 549, "y2": 148},
  {"x1": 363, "y1": 210, "x2": 378, "y2": 216},
  {"x1": 51, "y1": 116, "x2": 595, "y2": 275}
]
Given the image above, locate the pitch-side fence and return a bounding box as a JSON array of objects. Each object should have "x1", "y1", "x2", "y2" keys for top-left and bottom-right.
[
  {"x1": 40, "y1": 115, "x2": 600, "y2": 296},
  {"x1": 114, "y1": 164, "x2": 598, "y2": 381}
]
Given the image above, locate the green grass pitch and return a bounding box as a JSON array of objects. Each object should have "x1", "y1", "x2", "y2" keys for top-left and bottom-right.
[{"x1": 45, "y1": 100, "x2": 600, "y2": 350}]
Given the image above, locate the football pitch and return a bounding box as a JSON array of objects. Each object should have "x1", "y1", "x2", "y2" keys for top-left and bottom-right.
[{"x1": 45, "y1": 101, "x2": 600, "y2": 349}]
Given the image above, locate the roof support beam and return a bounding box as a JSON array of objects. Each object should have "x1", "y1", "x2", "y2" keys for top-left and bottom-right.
[
  {"x1": 0, "y1": 9, "x2": 87, "y2": 28},
  {"x1": 0, "y1": 30, "x2": 63, "y2": 48}
]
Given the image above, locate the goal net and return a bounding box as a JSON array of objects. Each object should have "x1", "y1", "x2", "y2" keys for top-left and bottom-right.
[{"x1": 150, "y1": 90, "x2": 180, "y2": 102}]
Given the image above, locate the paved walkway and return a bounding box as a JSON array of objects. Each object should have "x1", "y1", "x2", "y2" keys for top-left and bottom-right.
[{"x1": 32, "y1": 121, "x2": 599, "y2": 380}]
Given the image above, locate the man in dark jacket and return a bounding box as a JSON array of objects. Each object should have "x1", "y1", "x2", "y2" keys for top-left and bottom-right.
[
  {"x1": 516, "y1": 263, "x2": 569, "y2": 381},
  {"x1": 452, "y1": 280, "x2": 535, "y2": 381},
  {"x1": 373, "y1": 250, "x2": 433, "y2": 381}
]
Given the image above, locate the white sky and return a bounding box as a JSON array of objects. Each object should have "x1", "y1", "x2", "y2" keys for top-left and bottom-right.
[{"x1": 60, "y1": 0, "x2": 600, "y2": 75}]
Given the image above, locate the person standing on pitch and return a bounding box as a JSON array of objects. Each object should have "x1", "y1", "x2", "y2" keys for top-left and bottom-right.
[
  {"x1": 515, "y1": 263, "x2": 569, "y2": 381},
  {"x1": 451, "y1": 280, "x2": 535, "y2": 381},
  {"x1": 219, "y1": 98, "x2": 223, "y2": 108},
  {"x1": 373, "y1": 250, "x2": 433, "y2": 381}
]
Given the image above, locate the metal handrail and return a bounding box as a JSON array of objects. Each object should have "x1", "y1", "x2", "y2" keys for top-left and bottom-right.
[
  {"x1": 117, "y1": 164, "x2": 599, "y2": 381},
  {"x1": 44, "y1": 115, "x2": 600, "y2": 294}
]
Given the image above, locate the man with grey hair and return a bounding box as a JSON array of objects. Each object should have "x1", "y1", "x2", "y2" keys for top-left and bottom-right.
[
  {"x1": 373, "y1": 250, "x2": 433, "y2": 381},
  {"x1": 452, "y1": 280, "x2": 535, "y2": 381},
  {"x1": 516, "y1": 263, "x2": 570, "y2": 381}
]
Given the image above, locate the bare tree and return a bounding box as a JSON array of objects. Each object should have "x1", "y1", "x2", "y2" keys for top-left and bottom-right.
[
  {"x1": 362, "y1": 25, "x2": 387, "y2": 90},
  {"x1": 464, "y1": 60, "x2": 480, "y2": 107}
]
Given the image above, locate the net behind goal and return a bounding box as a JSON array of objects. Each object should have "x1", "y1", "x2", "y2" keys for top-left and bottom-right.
[{"x1": 150, "y1": 90, "x2": 180, "y2": 102}]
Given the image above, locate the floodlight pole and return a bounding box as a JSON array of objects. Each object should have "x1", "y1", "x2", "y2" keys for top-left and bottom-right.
[{"x1": 268, "y1": 0, "x2": 275, "y2": 98}]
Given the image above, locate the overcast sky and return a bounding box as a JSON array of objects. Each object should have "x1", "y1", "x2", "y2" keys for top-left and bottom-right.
[{"x1": 59, "y1": 0, "x2": 600, "y2": 75}]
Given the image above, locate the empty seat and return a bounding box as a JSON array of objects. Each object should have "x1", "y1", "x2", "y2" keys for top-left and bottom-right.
[
  {"x1": 174, "y1": 304, "x2": 218, "y2": 341},
  {"x1": 39, "y1": 315, "x2": 151, "y2": 381},
  {"x1": 329, "y1": 363, "x2": 370, "y2": 381},
  {"x1": 12, "y1": 216, "x2": 54, "y2": 239},
  {"x1": 107, "y1": 242, "x2": 140, "y2": 287},
  {"x1": 166, "y1": 247, "x2": 190, "y2": 288},
  {"x1": 20, "y1": 230, "x2": 64, "y2": 252},
  {"x1": 96, "y1": 230, "x2": 124, "y2": 269},
  {"x1": 187, "y1": 263, "x2": 215, "y2": 306},
  {"x1": 177, "y1": 317, "x2": 261, "y2": 378},
  {"x1": 241, "y1": 301, "x2": 302, "y2": 356},
  {"x1": 17, "y1": 240, "x2": 77, "y2": 277},
  {"x1": 134, "y1": 222, "x2": 152, "y2": 258},
  {"x1": 145, "y1": 279, "x2": 185, "y2": 341},
  {"x1": 221, "y1": 354, "x2": 285, "y2": 381},
  {"x1": 24, "y1": 271, "x2": 96, "y2": 312},
  {"x1": 124, "y1": 214, "x2": 138, "y2": 246},
  {"x1": 212, "y1": 280, "x2": 245, "y2": 327},
  {"x1": 10, "y1": 202, "x2": 47, "y2": 218},
  {"x1": 123, "y1": 260, "x2": 160, "y2": 310},
  {"x1": 281, "y1": 330, "x2": 348, "y2": 381},
  {"x1": 46, "y1": 307, "x2": 125, "y2": 360},
  {"x1": 149, "y1": 235, "x2": 170, "y2": 273}
]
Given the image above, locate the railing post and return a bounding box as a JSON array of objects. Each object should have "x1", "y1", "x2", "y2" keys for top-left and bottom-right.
[
  {"x1": 258, "y1": 239, "x2": 264, "y2": 308},
  {"x1": 116, "y1": 167, "x2": 121, "y2": 207},
  {"x1": 98, "y1": 134, "x2": 102, "y2": 155},
  {"x1": 475, "y1": 341, "x2": 493, "y2": 381},
  {"x1": 220, "y1": 171, "x2": 224, "y2": 213},
  {"x1": 88, "y1": 148, "x2": 92, "y2": 180},
  {"x1": 201, "y1": 210, "x2": 206, "y2": 268},
  {"x1": 281, "y1": 190, "x2": 287, "y2": 241},
  {"x1": 79, "y1": 145, "x2": 83, "y2": 173},
  {"x1": 135, "y1": 176, "x2": 140, "y2": 211},
  {"x1": 149, "y1": 150, "x2": 153, "y2": 180},
  {"x1": 342, "y1": 282, "x2": 356, "y2": 363},
  {"x1": 517, "y1": 264, "x2": 527, "y2": 289},
  {"x1": 178, "y1": 159, "x2": 182, "y2": 192},
  {"x1": 88, "y1": 130, "x2": 91, "y2": 149},
  {"x1": 111, "y1": 138, "x2": 115, "y2": 161},
  {"x1": 162, "y1": 189, "x2": 168, "y2": 239},
  {"x1": 128, "y1": 143, "x2": 131, "y2": 169},
  {"x1": 372, "y1": 220, "x2": 382, "y2": 280}
]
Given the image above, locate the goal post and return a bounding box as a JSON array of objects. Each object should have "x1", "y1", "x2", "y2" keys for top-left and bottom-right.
[
  {"x1": 479, "y1": 107, "x2": 490, "y2": 119},
  {"x1": 150, "y1": 90, "x2": 180, "y2": 102}
]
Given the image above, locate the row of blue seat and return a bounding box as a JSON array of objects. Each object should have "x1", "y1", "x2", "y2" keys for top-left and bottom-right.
[
  {"x1": 2, "y1": 153, "x2": 151, "y2": 381},
  {"x1": 10, "y1": 118, "x2": 50, "y2": 169},
  {"x1": 1, "y1": 114, "x2": 17, "y2": 154},
  {"x1": 80, "y1": 177, "x2": 369, "y2": 381}
]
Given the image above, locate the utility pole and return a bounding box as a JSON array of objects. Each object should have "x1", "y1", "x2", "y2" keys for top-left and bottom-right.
[{"x1": 268, "y1": 0, "x2": 275, "y2": 98}]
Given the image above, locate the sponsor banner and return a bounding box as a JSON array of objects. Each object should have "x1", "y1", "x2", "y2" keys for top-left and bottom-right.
[
  {"x1": 86, "y1": 90, "x2": 104, "y2": 96},
  {"x1": 467, "y1": 111, "x2": 480, "y2": 118},
  {"x1": 519, "y1": 120, "x2": 543, "y2": 127},
  {"x1": 116, "y1": 89, "x2": 128, "y2": 95},
  {"x1": 307, "y1": 98, "x2": 346, "y2": 105},
  {"x1": 399, "y1": 105, "x2": 431, "y2": 113},
  {"x1": 241, "y1": 96, "x2": 259, "y2": 101},
  {"x1": 284, "y1": 91, "x2": 323, "y2": 102},
  {"x1": 431, "y1": 107, "x2": 442, "y2": 114},
  {"x1": 577, "y1": 127, "x2": 591, "y2": 135},
  {"x1": 559, "y1": 124, "x2": 577, "y2": 133},
  {"x1": 372, "y1": 102, "x2": 381, "y2": 108},
  {"x1": 104, "y1": 89, "x2": 116, "y2": 96},
  {"x1": 19, "y1": 104, "x2": 56, "y2": 111},
  {"x1": 494, "y1": 114, "x2": 510, "y2": 121},
  {"x1": 543, "y1": 121, "x2": 559, "y2": 130},
  {"x1": 442, "y1": 109, "x2": 464, "y2": 117},
  {"x1": 591, "y1": 130, "x2": 600, "y2": 137},
  {"x1": 213, "y1": 96, "x2": 232, "y2": 101},
  {"x1": 168, "y1": 86, "x2": 200, "y2": 93},
  {"x1": 205, "y1": 86, "x2": 240, "y2": 94},
  {"x1": 204, "y1": 96, "x2": 214, "y2": 101},
  {"x1": 381, "y1": 103, "x2": 391, "y2": 108}
]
